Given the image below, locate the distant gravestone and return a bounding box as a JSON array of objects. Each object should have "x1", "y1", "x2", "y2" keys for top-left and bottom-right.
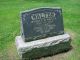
[{"x1": 21, "y1": 8, "x2": 64, "y2": 42}]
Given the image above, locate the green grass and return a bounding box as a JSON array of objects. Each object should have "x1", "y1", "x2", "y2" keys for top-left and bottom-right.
[{"x1": 0, "y1": 0, "x2": 80, "y2": 60}]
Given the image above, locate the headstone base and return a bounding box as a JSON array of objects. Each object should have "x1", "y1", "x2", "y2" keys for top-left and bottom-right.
[{"x1": 15, "y1": 33, "x2": 71, "y2": 60}]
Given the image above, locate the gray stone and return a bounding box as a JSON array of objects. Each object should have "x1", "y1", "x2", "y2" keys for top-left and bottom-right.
[
  {"x1": 15, "y1": 33, "x2": 71, "y2": 60},
  {"x1": 21, "y1": 7, "x2": 64, "y2": 42},
  {"x1": 15, "y1": 7, "x2": 71, "y2": 60}
]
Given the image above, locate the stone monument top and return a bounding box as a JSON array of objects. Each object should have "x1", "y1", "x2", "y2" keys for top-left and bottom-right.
[{"x1": 21, "y1": 7, "x2": 64, "y2": 42}]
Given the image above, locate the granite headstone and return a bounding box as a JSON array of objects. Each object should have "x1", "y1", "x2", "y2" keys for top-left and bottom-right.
[
  {"x1": 15, "y1": 7, "x2": 71, "y2": 60},
  {"x1": 21, "y1": 8, "x2": 64, "y2": 42}
]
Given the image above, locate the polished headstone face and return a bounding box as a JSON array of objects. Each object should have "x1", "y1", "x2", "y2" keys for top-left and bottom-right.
[{"x1": 21, "y1": 8, "x2": 64, "y2": 42}]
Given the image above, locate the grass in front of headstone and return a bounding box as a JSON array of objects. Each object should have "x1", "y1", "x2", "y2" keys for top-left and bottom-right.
[{"x1": 0, "y1": 0, "x2": 80, "y2": 60}]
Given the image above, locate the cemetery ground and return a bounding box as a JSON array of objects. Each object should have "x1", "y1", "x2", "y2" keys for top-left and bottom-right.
[{"x1": 0, "y1": 0, "x2": 80, "y2": 60}]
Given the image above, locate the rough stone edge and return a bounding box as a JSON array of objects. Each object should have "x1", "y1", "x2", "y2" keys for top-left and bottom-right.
[
  {"x1": 22, "y1": 41, "x2": 71, "y2": 60},
  {"x1": 15, "y1": 33, "x2": 71, "y2": 59}
]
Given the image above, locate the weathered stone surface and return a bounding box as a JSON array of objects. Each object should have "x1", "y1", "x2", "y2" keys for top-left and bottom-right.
[
  {"x1": 21, "y1": 7, "x2": 64, "y2": 42},
  {"x1": 15, "y1": 33, "x2": 71, "y2": 60}
]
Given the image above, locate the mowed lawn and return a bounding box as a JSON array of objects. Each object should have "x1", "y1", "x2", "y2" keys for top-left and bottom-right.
[{"x1": 0, "y1": 0, "x2": 80, "y2": 60}]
